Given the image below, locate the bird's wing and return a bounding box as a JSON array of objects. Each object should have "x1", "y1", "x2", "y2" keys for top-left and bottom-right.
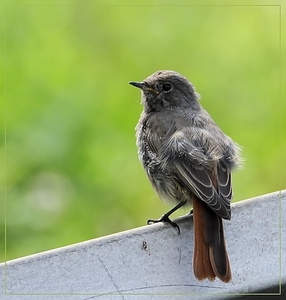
[
  {"x1": 173, "y1": 157, "x2": 232, "y2": 219},
  {"x1": 159, "y1": 128, "x2": 232, "y2": 219},
  {"x1": 143, "y1": 121, "x2": 232, "y2": 219}
]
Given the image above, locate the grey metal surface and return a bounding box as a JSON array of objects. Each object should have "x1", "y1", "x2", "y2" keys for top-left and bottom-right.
[{"x1": 0, "y1": 190, "x2": 285, "y2": 299}]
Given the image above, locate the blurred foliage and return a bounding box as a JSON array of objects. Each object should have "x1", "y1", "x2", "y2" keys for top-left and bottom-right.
[{"x1": 0, "y1": 1, "x2": 285, "y2": 262}]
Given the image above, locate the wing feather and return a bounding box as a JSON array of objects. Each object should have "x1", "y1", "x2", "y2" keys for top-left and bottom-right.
[{"x1": 174, "y1": 158, "x2": 232, "y2": 220}]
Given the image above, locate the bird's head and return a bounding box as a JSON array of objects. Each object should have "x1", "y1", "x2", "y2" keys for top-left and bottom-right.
[{"x1": 129, "y1": 70, "x2": 200, "y2": 113}]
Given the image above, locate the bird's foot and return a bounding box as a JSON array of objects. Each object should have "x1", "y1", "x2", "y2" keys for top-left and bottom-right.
[{"x1": 147, "y1": 214, "x2": 181, "y2": 235}]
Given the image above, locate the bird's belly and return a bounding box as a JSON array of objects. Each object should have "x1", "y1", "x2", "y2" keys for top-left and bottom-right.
[
  {"x1": 146, "y1": 164, "x2": 193, "y2": 207},
  {"x1": 137, "y1": 127, "x2": 193, "y2": 206}
]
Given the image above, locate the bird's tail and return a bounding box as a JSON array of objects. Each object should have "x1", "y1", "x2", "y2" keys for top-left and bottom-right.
[{"x1": 192, "y1": 196, "x2": 231, "y2": 283}]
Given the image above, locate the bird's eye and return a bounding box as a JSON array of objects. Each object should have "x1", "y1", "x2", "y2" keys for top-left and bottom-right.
[{"x1": 162, "y1": 83, "x2": 172, "y2": 92}]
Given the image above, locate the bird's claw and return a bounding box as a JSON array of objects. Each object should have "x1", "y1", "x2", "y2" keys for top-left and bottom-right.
[{"x1": 147, "y1": 214, "x2": 181, "y2": 235}]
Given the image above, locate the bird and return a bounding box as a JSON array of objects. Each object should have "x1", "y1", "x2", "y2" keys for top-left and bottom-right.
[{"x1": 129, "y1": 70, "x2": 241, "y2": 283}]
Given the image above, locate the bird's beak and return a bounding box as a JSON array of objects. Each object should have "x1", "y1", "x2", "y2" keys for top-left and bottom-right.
[
  {"x1": 129, "y1": 81, "x2": 159, "y2": 94},
  {"x1": 128, "y1": 81, "x2": 146, "y2": 89}
]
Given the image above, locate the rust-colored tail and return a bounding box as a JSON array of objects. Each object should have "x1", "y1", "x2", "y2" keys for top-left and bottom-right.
[{"x1": 193, "y1": 196, "x2": 231, "y2": 283}]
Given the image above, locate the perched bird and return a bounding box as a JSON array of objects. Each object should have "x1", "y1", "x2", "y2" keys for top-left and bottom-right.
[{"x1": 129, "y1": 70, "x2": 241, "y2": 283}]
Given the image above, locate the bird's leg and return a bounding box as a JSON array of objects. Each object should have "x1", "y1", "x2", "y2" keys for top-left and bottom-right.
[{"x1": 147, "y1": 200, "x2": 187, "y2": 235}]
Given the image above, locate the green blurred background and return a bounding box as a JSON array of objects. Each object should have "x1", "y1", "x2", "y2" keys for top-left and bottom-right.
[{"x1": 1, "y1": 0, "x2": 285, "y2": 262}]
